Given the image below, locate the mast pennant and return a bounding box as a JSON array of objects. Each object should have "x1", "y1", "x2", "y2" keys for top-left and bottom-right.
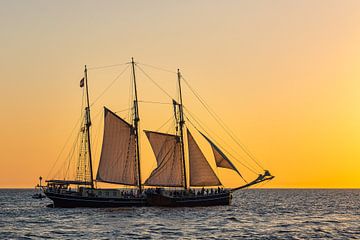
[
  {"x1": 96, "y1": 107, "x2": 138, "y2": 186},
  {"x1": 80, "y1": 77, "x2": 84, "y2": 88}
]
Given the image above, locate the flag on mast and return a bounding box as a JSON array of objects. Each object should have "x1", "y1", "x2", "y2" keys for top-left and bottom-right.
[{"x1": 80, "y1": 77, "x2": 84, "y2": 88}]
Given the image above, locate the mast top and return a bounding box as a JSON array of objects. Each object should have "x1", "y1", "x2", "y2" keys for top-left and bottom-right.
[
  {"x1": 176, "y1": 67, "x2": 187, "y2": 189},
  {"x1": 83, "y1": 64, "x2": 94, "y2": 188},
  {"x1": 130, "y1": 56, "x2": 142, "y2": 193}
]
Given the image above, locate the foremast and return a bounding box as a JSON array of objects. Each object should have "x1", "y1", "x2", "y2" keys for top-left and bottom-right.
[
  {"x1": 131, "y1": 58, "x2": 142, "y2": 193},
  {"x1": 84, "y1": 65, "x2": 94, "y2": 189}
]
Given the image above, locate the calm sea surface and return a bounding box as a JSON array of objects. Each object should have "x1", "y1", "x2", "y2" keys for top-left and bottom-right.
[{"x1": 0, "y1": 189, "x2": 359, "y2": 239}]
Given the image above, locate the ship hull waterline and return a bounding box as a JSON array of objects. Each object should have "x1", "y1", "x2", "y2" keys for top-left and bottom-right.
[
  {"x1": 44, "y1": 192, "x2": 147, "y2": 208},
  {"x1": 146, "y1": 192, "x2": 232, "y2": 207},
  {"x1": 44, "y1": 191, "x2": 232, "y2": 208}
]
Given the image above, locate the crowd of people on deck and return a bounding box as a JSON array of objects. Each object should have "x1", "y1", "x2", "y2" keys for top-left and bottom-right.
[
  {"x1": 144, "y1": 187, "x2": 226, "y2": 197},
  {"x1": 46, "y1": 184, "x2": 227, "y2": 198}
]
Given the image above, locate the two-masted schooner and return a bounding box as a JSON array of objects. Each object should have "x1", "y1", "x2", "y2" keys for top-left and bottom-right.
[{"x1": 43, "y1": 58, "x2": 274, "y2": 208}]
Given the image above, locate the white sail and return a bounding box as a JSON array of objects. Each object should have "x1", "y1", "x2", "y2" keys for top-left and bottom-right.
[
  {"x1": 96, "y1": 108, "x2": 137, "y2": 185},
  {"x1": 144, "y1": 131, "x2": 183, "y2": 187},
  {"x1": 200, "y1": 132, "x2": 242, "y2": 176},
  {"x1": 187, "y1": 130, "x2": 221, "y2": 186}
]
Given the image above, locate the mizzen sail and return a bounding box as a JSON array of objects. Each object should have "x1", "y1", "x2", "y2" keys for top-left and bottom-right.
[
  {"x1": 144, "y1": 131, "x2": 183, "y2": 187},
  {"x1": 96, "y1": 107, "x2": 137, "y2": 185},
  {"x1": 187, "y1": 130, "x2": 221, "y2": 186}
]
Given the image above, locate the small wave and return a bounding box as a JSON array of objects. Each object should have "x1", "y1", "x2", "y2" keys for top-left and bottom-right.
[{"x1": 227, "y1": 216, "x2": 241, "y2": 222}]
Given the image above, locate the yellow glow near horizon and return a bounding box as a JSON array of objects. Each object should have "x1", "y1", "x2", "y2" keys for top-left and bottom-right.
[{"x1": 0, "y1": 1, "x2": 359, "y2": 188}]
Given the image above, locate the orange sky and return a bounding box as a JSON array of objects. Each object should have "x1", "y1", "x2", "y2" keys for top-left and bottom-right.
[{"x1": 0, "y1": 1, "x2": 359, "y2": 188}]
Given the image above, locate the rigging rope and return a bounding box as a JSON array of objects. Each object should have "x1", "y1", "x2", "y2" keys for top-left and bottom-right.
[
  {"x1": 90, "y1": 65, "x2": 130, "y2": 107},
  {"x1": 59, "y1": 111, "x2": 84, "y2": 180},
  {"x1": 137, "y1": 62, "x2": 177, "y2": 74},
  {"x1": 90, "y1": 109, "x2": 105, "y2": 165},
  {"x1": 184, "y1": 107, "x2": 260, "y2": 174},
  {"x1": 155, "y1": 115, "x2": 174, "y2": 132},
  {"x1": 59, "y1": 60, "x2": 267, "y2": 184},
  {"x1": 132, "y1": 61, "x2": 265, "y2": 181},
  {"x1": 185, "y1": 119, "x2": 253, "y2": 184},
  {"x1": 135, "y1": 61, "x2": 265, "y2": 171},
  {"x1": 115, "y1": 108, "x2": 132, "y2": 114},
  {"x1": 69, "y1": 119, "x2": 84, "y2": 179},
  {"x1": 135, "y1": 65, "x2": 173, "y2": 99},
  {"x1": 128, "y1": 68, "x2": 134, "y2": 124},
  {"x1": 181, "y1": 75, "x2": 265, "y2": 170},
  {"x1": 46, "y1": 115, "x2": 82, "y2": 179},
  {"x1": 47, "y1": 87, "x2": 87, "y2": 179},
  {"x1": 138, "y1": 100, "x2": 172, "y2": 105},
  {"x1": 87, "y1": 63, "x2": 128, "y2": 71},
  {"x1": 184, "y1": 111, "x2": 258, "y2": 176}
]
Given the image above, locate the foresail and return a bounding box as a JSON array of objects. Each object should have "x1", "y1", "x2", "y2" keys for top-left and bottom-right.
[
  {"x1": 187, "y1": 130, "x2": 221, "y2": 186},
  {"x1": 144, "y1": 131, "x2": 183, "y2": 187},
  {"x1": 96, "y1": 107, "x2": 137, "y2": 185},
  {"x1": 200, "y1": 132, "x2": 242, "y2": 176}
]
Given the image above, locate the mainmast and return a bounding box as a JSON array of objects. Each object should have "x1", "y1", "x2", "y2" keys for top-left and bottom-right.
[
  {"x1": 84, "y1": 65, "x2": 94, "y2": 188},
  {"x1": 177, "y1": 69, "x2": 188, "y2": 190},
  {"x1": 131, "y1": 58, "x2": 142, "y2": 193}
]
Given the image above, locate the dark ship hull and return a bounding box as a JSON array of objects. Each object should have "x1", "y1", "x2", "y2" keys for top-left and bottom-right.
[
  {"x1": 45, "y1": 191, "x2": 147, "y2": 208},
  {"x1": 146, "y1": 191, "x2": 232, "y2": 207}
]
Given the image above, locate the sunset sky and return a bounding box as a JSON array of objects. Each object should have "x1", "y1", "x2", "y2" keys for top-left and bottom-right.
[{"x1": 0, "y1": 1, "x2": 359, "y2": 188}]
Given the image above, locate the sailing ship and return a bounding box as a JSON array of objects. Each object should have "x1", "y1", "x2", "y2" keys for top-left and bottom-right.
[{"x1": 43, "y1": 58, "x2": 274, "y2": 208}]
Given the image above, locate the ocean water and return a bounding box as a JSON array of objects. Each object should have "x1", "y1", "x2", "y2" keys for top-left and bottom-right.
[{"x1": 0, "y1": 189, "x2": 359, "y2": 239}]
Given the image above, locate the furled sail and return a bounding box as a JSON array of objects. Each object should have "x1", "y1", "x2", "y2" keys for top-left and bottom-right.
[
  {"x1": 96, "y1": 107, "x2": 137, "y2": 185},
  {"x1": 187, "y1": 130, "x2": 221, "y2": 186},
  {"x1": 144, "y1": 131, "x2": 183, "y2": 187},
  {"x1": 200, "y1": 132, "x2": 242, "y2": 176}
]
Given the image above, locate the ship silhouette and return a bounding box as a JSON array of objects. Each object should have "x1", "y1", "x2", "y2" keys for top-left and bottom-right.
[{"x1": 43, "y1": 58, "x2": 274, "y2": 207}]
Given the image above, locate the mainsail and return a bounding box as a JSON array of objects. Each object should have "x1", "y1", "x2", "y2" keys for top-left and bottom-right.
[
  {"x1": 144, "y1": 131, "x2": 183, "y2": 187},
  {"x1": 200, "y1": 132, "x2": 242, "y2": 176},
  {"x1": 96, "y1": 107, "x2": 138, "y2": 185},
  {"x1": 187, "y1": 130, "x2": 221, "y2": 186}
]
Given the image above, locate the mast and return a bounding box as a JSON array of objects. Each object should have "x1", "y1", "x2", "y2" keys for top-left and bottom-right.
[
  {"x1": 131, "y1": 58, "x2": 142, "y2": 193},
  {"x1": 84, "y1": 65, "x2": 94, "y2": 188},
  {"x1": 177, "y1": 69, "x2": 188, "y2": 190}
]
